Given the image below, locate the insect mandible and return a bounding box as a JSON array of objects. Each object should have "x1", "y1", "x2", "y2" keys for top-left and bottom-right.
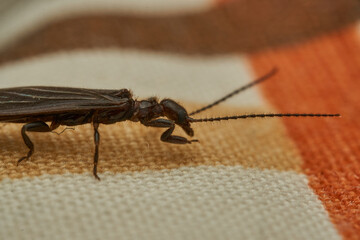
[{"x1": 0, "y1": 68, "x2": 340, "y2": 179}]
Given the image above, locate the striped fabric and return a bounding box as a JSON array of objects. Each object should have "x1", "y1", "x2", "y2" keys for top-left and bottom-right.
[{"x1": 0, "y1": 1, "x2": 359, "y2": 239}]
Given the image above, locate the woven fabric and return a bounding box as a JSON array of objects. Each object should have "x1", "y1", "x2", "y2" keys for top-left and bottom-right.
[
  {"x1": 1, "y1": 167, "x2": 339, "y2": 240},
  {"x1": 0, "y1": 0, "x2": 359, "y2": 239}
]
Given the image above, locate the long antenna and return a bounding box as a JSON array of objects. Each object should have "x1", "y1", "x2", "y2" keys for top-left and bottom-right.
[
  {"x1": 189, "y1": 67, "x2": 278, "y2": 116},
  {"x1": 188, "y1": 113, "x2": 341, "y2": 123}
]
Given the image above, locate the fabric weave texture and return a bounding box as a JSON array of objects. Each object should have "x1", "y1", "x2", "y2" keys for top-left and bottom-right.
[{"x1": 0, "y1": 0, "x2": 359, "y2": 239}]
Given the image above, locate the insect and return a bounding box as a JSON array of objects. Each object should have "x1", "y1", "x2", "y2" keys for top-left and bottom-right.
[{"x1": 0, "y1": 68, "x2": 339, "y2": 180}]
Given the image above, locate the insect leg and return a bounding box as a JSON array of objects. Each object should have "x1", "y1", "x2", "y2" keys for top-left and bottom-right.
[
  {"x1": 143, "y1": 119, "x2": 198, "y2": 144},
  {"x1": 17, "y1": 121, "x2": 56, "y2": 165},
  {"x1": 93, "y1": 122, "x2": 101, "y2": 180}
]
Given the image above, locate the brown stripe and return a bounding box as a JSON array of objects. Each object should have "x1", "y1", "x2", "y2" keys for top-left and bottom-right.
[
  {"x1": 0, "y1": 0, "x2": 359, "y2": 64},
  {"x1": 0, "y1": 105, "x2": 303, "y2": 180},
  {"x1": 250, "y1": 26, "x2": 360, "y2": 239}
]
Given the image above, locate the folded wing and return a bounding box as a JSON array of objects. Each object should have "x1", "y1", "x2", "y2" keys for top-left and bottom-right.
[{"x1": 0, "y1": 86, "x2": 131, "y2": 117}]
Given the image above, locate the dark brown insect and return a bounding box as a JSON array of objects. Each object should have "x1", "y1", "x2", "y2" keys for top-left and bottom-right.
[{"x1": 0, "y1": 68, "x2": 339, "y2": 179}]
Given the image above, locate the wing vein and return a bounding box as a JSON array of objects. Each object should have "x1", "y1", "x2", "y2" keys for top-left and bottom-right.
[{"x1": 5, "y1": 91, "x2": 97, "y2": 100}]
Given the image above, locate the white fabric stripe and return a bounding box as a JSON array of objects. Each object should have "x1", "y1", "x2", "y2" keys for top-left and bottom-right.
[
  {"x1": 0, "y1": 0, "x2": 214, "y2": 50},
  {"x1": 0, "y1": 166, "x2": 340, "y2": 240},
  {"x1": 0, "y1": 49, "x2": 265, "y2": 107}
]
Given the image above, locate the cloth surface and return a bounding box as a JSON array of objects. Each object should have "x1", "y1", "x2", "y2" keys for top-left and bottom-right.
[{"x1": 0, "y1": 0, "x2": 359, "y2": 239}]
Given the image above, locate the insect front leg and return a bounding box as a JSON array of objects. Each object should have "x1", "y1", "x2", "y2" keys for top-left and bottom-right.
[
  {"x1": 17, "y1": 121, "x2": 58, "y2": 165},
  {"x1": 143, "y1": 119, "x2": 198, "y2": 144}
]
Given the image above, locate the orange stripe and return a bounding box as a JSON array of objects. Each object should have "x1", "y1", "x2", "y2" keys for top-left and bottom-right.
[{"x1": 250, "y1": 25, "x2": 360, "y2": 239}]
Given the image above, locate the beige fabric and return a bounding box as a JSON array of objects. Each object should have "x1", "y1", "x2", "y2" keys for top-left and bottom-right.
[
  {"x1": 0, "y1": 49, "x2": 264, "y2": 106},
  {"x1": 0, "y1": 166, "x2": 340, "y2": 240}
]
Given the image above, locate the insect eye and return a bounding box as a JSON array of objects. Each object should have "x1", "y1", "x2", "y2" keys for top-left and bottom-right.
[
  {"x1": 160, "y1": 99, "x2": 189, "y2": 123},
  {"x1": 177, "y1": 111, "x2": 187, "y2": 124}
]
